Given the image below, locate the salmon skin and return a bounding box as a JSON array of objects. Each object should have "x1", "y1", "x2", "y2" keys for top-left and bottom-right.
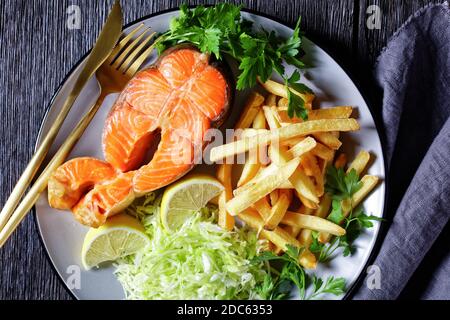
[{"x1": 48, "y1": 46, "x2": 232, "y2": 227}]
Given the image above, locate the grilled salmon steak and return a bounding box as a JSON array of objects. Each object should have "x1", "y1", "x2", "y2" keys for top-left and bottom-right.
[
  {"x1": 48, "y1": 157, "x2": 116, "y2": 210},
  {"x1": 48, "y1": 47, "x2": 231, "y2": 227}
]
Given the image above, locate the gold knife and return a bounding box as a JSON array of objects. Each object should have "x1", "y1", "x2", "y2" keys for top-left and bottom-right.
[{"x1": 0, "y1": 1, "x2": 123, "y2": 233}]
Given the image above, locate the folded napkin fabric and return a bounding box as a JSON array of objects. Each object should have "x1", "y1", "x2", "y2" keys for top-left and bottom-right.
[{"x1": 353, "y1": 2, "x2": 450, "y2": 300}]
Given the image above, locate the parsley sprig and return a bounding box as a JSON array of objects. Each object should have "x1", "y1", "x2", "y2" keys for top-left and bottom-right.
[
  {"x1": 325, "y1": 167, "x2": 362, "y2": 201},
  {"x1": 156, "y1": 3, "x2": 312, "y2": 119},
  {"x1": 310, "y1": 207, "x2": 383, "y2": 260},
  {"x1": 253, "y1": 245, "x2": 346, "y2": 300},
  {"x1": 310, "y1": 166, "x2": 383, "y2": 260}
]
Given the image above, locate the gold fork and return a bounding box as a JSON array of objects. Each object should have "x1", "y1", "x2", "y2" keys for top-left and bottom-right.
[{"x1": 0, "y1": 24, "x2": 157, "y2": 247}]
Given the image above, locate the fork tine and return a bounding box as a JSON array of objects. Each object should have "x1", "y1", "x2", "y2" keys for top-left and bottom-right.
[
  {"x1": 125, "y1": 40, "x2": 158, "y2": 77},
  {"x1": 112, "y1": 27, "x2": 151, "y2": 69},
  {"x1": 107, "y1": 24, "x2": 145, "y2": 64},
  {"x1": 119, "y1": 32, "x2": 156, "y2": 74}
]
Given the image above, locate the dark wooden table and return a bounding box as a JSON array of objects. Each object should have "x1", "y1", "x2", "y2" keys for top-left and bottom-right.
[{"x1": 0, "y1": 0, "x2": 442, "y2": 300}]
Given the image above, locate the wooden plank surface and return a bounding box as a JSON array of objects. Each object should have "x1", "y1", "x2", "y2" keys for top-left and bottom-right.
[{"x1": 0, "y1": 0, "x2": 433, "y2": 299}]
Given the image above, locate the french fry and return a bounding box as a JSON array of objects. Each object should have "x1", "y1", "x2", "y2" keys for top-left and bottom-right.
[
  {"x1": 299, "y1": 249, "x2": 317, "y2": 269},
  {"x1": 330, "y1": 131, "x2": 340, "y2": 138},
  {"x1": 308, "y1": 106, "x2": 353, "y2": 120},
  {"x1": 297, "y1": 205, "x2": 314, "y2": 215},
  {"x1": 334, "y1": 153, "x2": 347, "y2": 169},
  {"x1": 301, "y1": 154, "x2": 323, "y2": 196},
  {"x1": 276, "y1": 106, "x2": 352, "y2": 123},
  {"x1": 285, "y1": 225, "x2": 302, "y2": 238},
  {"x1": 266, "y1": 241, "x2": 276, "y2": 252},
  {"x1": 278, "y1": 97, "x2": 288, "y2": 109},
  {"x1": 240, "y1": 128, "x2": 270, "y2": 139},
  {"x1": 234, "y1": 162, "x2": 278, "y2": 195},
  {"x1": 299, "y1": 154, "x2": 315, "y2": 176},
  {"x1": 275, "y1": 225, "x2": 301, "y2": 255},
  {"x1": 319, "y1": 175, "x2": 379, "y2": 243},
  {"x1": 287, "y1": 137, "x2": 317, "y2": 158},
  {"x1": 270, "y1": 145, "x2": 320, "y2": 205},
  {"x1": 265, "y1": 192, "x2": 290, "y2": 230},
  {"x1": 234, "y1": 162, "x2": 295, "y2": 195},
  {"x1": 282, "y1": 189, "x2": 294, "y2": 202},
  {"x1": 210, "y1": 119, "x2": 359, "y2": 162},
  {"x1": 341, "y1": 175, "x2": 379, "y2": 216},
  {"x1": 268, "y1": 144, "x2": 288, "y2": 165},
  {"x1": 266, "y1": 93, "x2": 277, "y2": 107},
  {"x1": 252, "y1": 197, "x2": 271, "y2": 220},
  {"x1": 237, "y1": 152, "x2": 261, "y2": 187},
  {"x1": 269, "y1": 190, "x2": 279, "y2": 206},
  {"x1": 237, "y1": 112, "x2": 268, "y2": 187},
  {"x1": 240, "y1": 209, "x2": 317, "y2": 268},
  {"x1": 282, "y1": 211, "x2": 346, "y2": 236},
  {"x1": 310, "y1": 142, "x2": 335, "y2": 161},
  {"x1": 277, "y1": 97, "x2": 314, "y2": 112},
  {"x1": 297, "y1": 193, "x2": 319, "y2": 209},
  {"x1": 297, "y1": 206, "x2": 315, "y2": 248},
  {"x1": 258, "y1": 78, "x2": 315, "y2": 104},
  {"x1": 312, "y1": 132, "x2": 342, "y2": 150},
  {"x1": 259, "y1": 233, "x2": 276, "y2": 252},
  {"x1": 234, "y1": 92, "x2": 265, "y2": 129},
  {"x1": 274, "y1": 246, "x2": 284, "y2": 255},
  {"x1": 238, "y1": 209, "x2": 301, "y2": 250},
  {"x1": 314, "y1": 193, "x2": 332, "y2": 218},
  {"x1": 298, "y1": 229, "x2": 313, "y2": 248},
  {"x1": 216, "y1": 164, "x2": 235, "y2": 231},
  {"x1": 290, "y1": 170, "x2": 319, "y2": 204},
  {"x1": 226, "y1": 158, "x2": 300, "y2": 215},
  {"x1": 347, "y1": 150, "x2": 370, "y2": 176},
  {"x1": 252, "y1": 109, "x2": 267, "y2": 129},
  {"x1": 280, "y1": 136, "x2": 304, "y2": 147},
  {"x1": 263, "y1": 106, "x2": 280, "y2": 130}
]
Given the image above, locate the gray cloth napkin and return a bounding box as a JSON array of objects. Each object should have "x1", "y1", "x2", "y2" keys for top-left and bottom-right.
[{"x1": 353, "y1": 2, "x2": 450, "y2": 300}]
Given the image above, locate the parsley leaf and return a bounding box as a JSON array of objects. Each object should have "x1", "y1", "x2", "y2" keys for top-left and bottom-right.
[
  {"x1": 308, "y1": 275, "x2": 346, "y2": 299},
  {"x1": 284, "y1": 70, "x2": 312, "y2": 120},
  {"x1": 325, "y1": 167, "x2": 362, "y2": 200},
  {"x1": 309, "y1": 231, "x2": 340, "y2": 262},
  {"x1": 287, "y1": 87, "x2": 307, "y2": 119},
  {"x1": 336, "y1": 207, "x2": 384, "y2": 256},
  {"x1": 327, "y1": 199, "x2": 345, "y2": 224},
  {"x1": 322, "y1": 164, "x2": 383, "y2": 258},
  {"x1": 253, "y1": 244, "x2": 346, "y2": 300},
  {"x1": 255, "y1": 273, "x2": 275, "y2": 300},
  {"x1": 339, "y1": 209, "x2": 382, "y2": 257},
  {"x1": 309, "y1": 231, "x2": 325, "y2": 254}
]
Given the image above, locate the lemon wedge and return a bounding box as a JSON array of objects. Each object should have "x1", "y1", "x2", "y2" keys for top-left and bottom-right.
[
  {"x1": 160, "y1": 174, "x2": 224, "y2": 231},
  {"x1": 81, "y1": 213, "x2": 149, "y2": 270}
]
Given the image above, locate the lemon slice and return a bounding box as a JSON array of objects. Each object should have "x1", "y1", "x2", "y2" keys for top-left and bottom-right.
[
  {"x1": 81, "y1": 213, "x2": 150, "y2": 270},
  {"x1": 160, "y1": 174, "x2": 224, "y2": 231}
]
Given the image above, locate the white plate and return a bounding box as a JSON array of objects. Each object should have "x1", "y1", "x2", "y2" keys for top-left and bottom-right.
[{"x1": 35, "y1": 9, "x2": 385, "y2": 300}]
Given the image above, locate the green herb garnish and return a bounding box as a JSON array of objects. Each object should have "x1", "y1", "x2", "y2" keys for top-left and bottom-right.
[
  {"x1": 339, "y1": 208, "x2": 384, "y2": 256},
  {"x1": 315, "y1": 166, "x2": 383, "y2": 258},
  {"x1": 253, "y1": 245, "x2": 346, "y2": 300},
  {"x1": 325, "y1": 167, "x2": 362, "y2": 201},
  {"x1": 156, "y1": 3, "x2": 311, "y2": 119}
]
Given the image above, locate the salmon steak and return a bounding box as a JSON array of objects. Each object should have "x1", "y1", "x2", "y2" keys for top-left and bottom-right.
[{"x1": 48, "y1": 47, "x2": 231, "y2": 227}]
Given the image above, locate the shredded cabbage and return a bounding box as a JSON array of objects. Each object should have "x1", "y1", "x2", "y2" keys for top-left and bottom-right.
[{"x1": 116, "y1": 193, "x2": 268, "y2": 300}]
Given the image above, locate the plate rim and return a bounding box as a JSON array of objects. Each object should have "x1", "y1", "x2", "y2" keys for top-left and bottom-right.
[{"x1": 33, "y1": 6, "x2": 389, "y2": 301}]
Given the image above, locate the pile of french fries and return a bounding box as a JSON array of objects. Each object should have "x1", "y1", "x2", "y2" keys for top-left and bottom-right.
[{"x1": 214, "y1": 79, "x2": 379, "y2": 269}]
